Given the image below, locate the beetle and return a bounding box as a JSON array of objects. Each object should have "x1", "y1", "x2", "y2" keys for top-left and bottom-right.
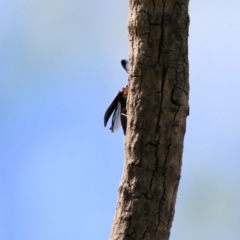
[{"x1": 104, "y1": 60, "x2": 129, "y2": 135}]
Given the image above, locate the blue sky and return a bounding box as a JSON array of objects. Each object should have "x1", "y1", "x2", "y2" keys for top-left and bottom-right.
[{"x1": 0, "y1": 1, "x2": 240, "y2": 240}]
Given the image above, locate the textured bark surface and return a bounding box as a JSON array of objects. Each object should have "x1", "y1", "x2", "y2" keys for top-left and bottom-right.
[{"x1": 110, "y1": 1, "x2": 189, "y2": 239}]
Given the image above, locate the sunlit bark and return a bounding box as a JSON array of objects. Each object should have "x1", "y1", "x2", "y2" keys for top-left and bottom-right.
[{"x1": 111, "y1": 1, "x2": 190, "y2": 239}]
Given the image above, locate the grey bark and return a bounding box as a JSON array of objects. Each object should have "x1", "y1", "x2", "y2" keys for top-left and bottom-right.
[{"x1": 111, "y1": 1, "x2": 189, "y2": 239}]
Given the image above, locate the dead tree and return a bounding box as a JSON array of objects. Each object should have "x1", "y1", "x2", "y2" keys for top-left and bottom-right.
[{"x1": 110, "y1": 1, "x2": 189, "y2": 239}]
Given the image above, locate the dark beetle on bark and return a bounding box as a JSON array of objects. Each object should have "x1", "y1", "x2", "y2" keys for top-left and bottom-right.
[{"x1": 104, "y1": 60, "x2": 129, "y2": 135}]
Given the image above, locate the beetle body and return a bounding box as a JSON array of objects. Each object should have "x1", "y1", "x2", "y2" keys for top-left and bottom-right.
[{"x1": 104, "y1": 60, "x2": 129, "y2": 134}]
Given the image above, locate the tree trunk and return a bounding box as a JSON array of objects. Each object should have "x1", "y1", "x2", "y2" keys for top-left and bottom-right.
[{"x1": 110, "y1": 1, "x2": 189, "y2": 239}]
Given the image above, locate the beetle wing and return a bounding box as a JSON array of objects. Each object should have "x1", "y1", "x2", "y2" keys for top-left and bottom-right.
[
  {"x1": 121, "y1": 60, "x2": 129, "y2": 74},
  {"x1": 104, "y1": 92, "x2": 121, "y2": 127},
  {"x1": 110, "y1": 102, "x2": 121, "y2": 132}
]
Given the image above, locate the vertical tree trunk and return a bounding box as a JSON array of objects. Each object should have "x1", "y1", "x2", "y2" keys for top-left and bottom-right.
[{"x1": 110, "y1": 1, "x2": 189, "y2": 239}]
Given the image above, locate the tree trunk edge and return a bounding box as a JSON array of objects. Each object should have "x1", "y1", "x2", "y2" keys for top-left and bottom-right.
[{"x1": 111, "y1": 1, "x2": 190, "y2": 239}]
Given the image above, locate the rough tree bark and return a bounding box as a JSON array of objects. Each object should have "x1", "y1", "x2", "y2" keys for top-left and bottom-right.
[{"x1": 110, "y1": 1, "x2": 189, "y2": 239}]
